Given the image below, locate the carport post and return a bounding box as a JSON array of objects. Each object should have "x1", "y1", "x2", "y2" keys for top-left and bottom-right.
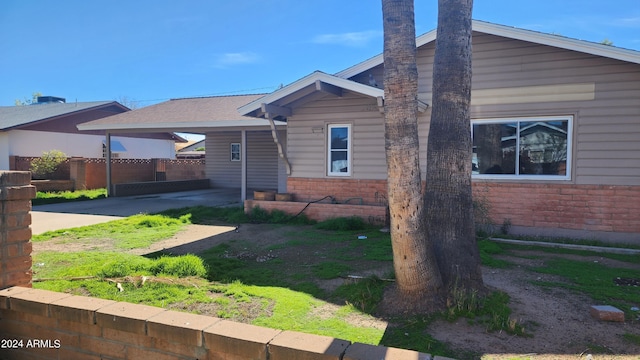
[
  {"x1": 106, "y1": 132, "x2": 112, "y2": 196},
  {"x1": 241, "y1": 130, "x2": 247, "y2": 201}
]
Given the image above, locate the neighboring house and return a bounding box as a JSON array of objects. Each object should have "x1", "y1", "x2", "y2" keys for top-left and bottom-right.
[
  {"x1": 176, "y1": 139, "x2": 205, "y2": 159},
  {"x1": 239, "y1": 20, "x2": 640, "y2": 242},
  {"x1": 78, "y1": 20, "x2": 640, "y2": 242},
  {"x1": 77, "y1": 95, "x2": 287, "y2": 199},
  {"x1": 0, "y1": 96, "x2": 180, "y2": 170}
]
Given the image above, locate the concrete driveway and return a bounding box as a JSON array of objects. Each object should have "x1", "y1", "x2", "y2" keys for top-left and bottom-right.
[{"x1": 31, "y1": 188, "x2": 241, "y2": 235}]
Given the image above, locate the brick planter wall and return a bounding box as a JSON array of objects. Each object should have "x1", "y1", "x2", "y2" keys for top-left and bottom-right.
[
  {"x1": 30, "y1": 180, "x2": 75, "y2": 192},
  {"x1": 245, "y1": 199, "x2": 387, "y2": 226},
  {"x1": 287, "y1": 178, "x2": 388, "y2": 206},
  {"x1": 0, "y1": 287, "x2": 440, "y2": 360},
  {"x1": 0, "y1": 171, "x2": 36, "y2": 290}
]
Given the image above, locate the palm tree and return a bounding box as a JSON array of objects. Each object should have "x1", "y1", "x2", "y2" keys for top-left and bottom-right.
[
  {"x1": 425, "y1": 0, "x2": 484, "y2": 292},
  {"x1": 381, "y1": 0, "x2": 443, "y2": 311}
]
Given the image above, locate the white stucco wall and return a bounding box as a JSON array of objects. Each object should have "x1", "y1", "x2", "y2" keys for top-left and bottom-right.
[{"x1": 1, "y1": 130, "x2": 175, "y2": 169}]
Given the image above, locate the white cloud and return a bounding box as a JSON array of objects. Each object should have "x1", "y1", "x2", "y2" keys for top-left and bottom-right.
[
  {"x1": 616, "y1": 16, "x2": 640, "y2": 27},
  {"x1": 312, "y1": 30, "x2": 381, "y2": 47},
  {"x1": 212, "y1": 52, "x2": 260, "y2": 68}
]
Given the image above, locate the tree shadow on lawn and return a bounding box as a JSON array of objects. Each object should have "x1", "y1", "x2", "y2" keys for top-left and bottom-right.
[{"x1": 141, "y1": 222, "x2": 458, "y2": 355}]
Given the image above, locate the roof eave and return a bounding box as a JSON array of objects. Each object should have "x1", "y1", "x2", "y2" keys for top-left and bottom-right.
[
  {"x1": 77, "y1": 119, "x2": 286, "y2": 132},
  {"x1": 239, "y1": 71, "x2": 384, "y2": 117},
  {"x1": 334, "y1": 19, "x2": 640, "y2": 79}
]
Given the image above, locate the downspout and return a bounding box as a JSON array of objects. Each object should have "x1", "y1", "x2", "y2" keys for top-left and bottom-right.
[
  {"x1": 106, "y1": 132, "x2": 112, "y2": 196},
  {"x1": 265, "y1": 114, "x2": 291, "y2": 175}
]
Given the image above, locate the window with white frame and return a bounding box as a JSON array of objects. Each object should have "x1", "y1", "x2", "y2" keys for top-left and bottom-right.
[
  {"x1": 230, "y1": 143, "x2": 241, "y2": 161},
  {"x1": 472, "y1": 116, "x2": 572, "y2": 180},
  {"x1": 327, "y1": 124, "x2": 351, "y2": 176}
]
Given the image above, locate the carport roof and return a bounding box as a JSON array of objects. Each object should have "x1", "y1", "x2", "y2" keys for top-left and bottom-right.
[{"x1": 77, "y1": 94, "x2": 285, "y2": 133}]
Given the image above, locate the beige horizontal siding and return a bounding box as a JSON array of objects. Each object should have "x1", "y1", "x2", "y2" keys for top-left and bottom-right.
[
  {"x1": 205, "y1": 131, "x2": 241, "y2": 188},
  {"x1": 296, "y1": 32, "x2": 640, "y2": 187},
  {"x1": 459, "y1": 34, "x2": 640, "y2": 186},
  {"x1": 247, "y1": 131, "x2": 281, "y2": 191},
  {"x1": 205, "y1": 130, "x2": 281, "y2": 190}
]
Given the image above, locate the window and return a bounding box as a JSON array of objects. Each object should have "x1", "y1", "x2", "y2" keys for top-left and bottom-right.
[
  {"x1": 327, "y1": 124, "x2": 351, "y2": 176},
  {"x1": 472, "y1": 116, "x2": 572, "y2": 180},
  {"x1": 230, "y1": 143, "x2": 240, "y2": 161}
]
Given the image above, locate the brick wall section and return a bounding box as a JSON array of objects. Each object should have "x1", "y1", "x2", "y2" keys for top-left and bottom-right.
[
  {"x1": 472, "y1": 182, "x2": 640, "y2": 233},
  {"x1": 245, "y1": 199, "x2": 388, "y2": 226},
  {"x1": 0, "y1": 171, "x2": 36, "y2": 290},
  {"x1": 283, "y1": 177, "x2": 640, "y2": 235},
  {"x1": 164, "y1": 159, "x2": 206, "y2": 181},
  {"x1": 0, "y1": 287, "x2": 446, "y2": 360},
  {"x1": 287, "y1": 177, "x2": 388, "y2": 206},
  {"x1": 11, "y1": 156, "x2": 205, "y2": 190}
]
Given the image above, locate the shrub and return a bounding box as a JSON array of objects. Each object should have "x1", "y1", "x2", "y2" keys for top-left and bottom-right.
[
  {"x1": 149, "y1": 255, "x2": 207, "y2": 277},
  {"x1": 315, "y1": 216, "x2": 369, "y2": 231},
  {"x1": 30, "y1": 150, "x2": 67, "y2": 179}
]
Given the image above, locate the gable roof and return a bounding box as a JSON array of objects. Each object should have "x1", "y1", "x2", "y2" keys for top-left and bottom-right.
[
  {"x1": 78, "y1": 94, "x2": 286, "y2": 132},
  {"x1": 239, "y1": 71, "x2": 384, "y2": 119},
  {"x1": 240, "y1": 19, "x2": 640, "y2": 119},
  {"x1": 336, "y1": 19, "x2": 640, "y2": 79},
  {"x1": 0, "y1": 101, "x2": 122, "y2": 130}
]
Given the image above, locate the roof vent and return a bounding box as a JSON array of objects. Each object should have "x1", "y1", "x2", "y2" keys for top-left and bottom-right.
[{"x1": 35, "y1": 96, "x2": 66, "y2": 104}]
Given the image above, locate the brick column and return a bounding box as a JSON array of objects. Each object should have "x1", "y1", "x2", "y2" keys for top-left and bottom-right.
[
  {"x1": 70, "y1": 157, "x2": 87, "y2": 190},
  {"x1": 0, "y1": 171, "x2": 36, "y2": 289}
]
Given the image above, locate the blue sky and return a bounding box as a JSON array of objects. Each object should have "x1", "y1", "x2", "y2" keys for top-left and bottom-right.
[{"x1": 2, "y1": 0, "x2": 639, "y2": 108}]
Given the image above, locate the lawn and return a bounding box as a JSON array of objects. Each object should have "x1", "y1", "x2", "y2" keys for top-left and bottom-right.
[{"x1": 31, "y1": 206, "x2": 640, "y2": 359}]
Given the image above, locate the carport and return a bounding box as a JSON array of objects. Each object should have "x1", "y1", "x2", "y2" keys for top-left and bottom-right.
[{"x1": 77, "y1": 95, "x2": 287, "y2": 202}]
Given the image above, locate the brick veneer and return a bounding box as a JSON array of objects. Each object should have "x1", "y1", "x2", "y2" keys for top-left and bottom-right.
[
  {"x1": 278, "y1": 177, "x2": 640, "y2": 238},
  {"x1": 287, "y1": 177, "x2": 389, "y2": 206},
  {"x1": 245, "y1": 199, "x2": 388, "y2": 226},
  {"x1": 0, "y1": 287, "x2": 447, "y2": 360},
  {"x1": 0, "y1": 171, "x2": 36, "y2": 290},
  {"x1": 472, "y1": 182, "x2": 640, "y2": 234}
]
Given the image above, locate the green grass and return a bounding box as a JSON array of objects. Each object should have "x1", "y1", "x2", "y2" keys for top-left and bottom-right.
[
  {"x1": 531, "y1": 257, "x2": 640, "y2": 316},
  {"x1": 478, "y1": 239, "x2": 512, "y2": 268},
  {"x1": 312, "y1": 261, "x2": 352, "y2": 279},
  {"x1": 623, "y1": 333, "x2": 640, "y2": 346},
  {"x1": 32, "y1": 188, "x2": 107, "y2": 205},
  {"x1": 157, "y1": 206, "x2": 249, "y2": 224},
  {"x1": 32, "y1": 213, "x2": 191, "y2": 249}
]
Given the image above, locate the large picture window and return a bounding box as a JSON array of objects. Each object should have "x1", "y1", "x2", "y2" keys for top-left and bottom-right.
[
  {"x1": 472, "y1": 116, "x2": 572, "y2": 180},
  {"x1": 327, "y1": 124, "x2": 351, "y2": 176}
]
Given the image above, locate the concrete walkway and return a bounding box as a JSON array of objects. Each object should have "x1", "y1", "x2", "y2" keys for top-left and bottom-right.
[{"x1": 31, "y1": 188, "x2": 241, "y2": 235}]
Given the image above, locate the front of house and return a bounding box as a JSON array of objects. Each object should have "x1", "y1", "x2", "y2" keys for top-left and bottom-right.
[{"x1": 240, "y1": 20, "x2": 640, "y2": 243}]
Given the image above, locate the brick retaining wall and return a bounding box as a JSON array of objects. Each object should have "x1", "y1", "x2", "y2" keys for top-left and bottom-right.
[
  {"x1": 245, "y1": 199, "x2": 387, "y2": 226},
  {"x1": 0, "y1": 287, "x2": 444, "y2": 360}
]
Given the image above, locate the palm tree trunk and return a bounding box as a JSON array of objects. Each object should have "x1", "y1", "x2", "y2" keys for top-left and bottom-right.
[
  {"x1": 425, "y1": 0, "x2": 484, "y2": 292},
  {"x1": 382, "y1": 0, "x2": 442, "y2": 307}
]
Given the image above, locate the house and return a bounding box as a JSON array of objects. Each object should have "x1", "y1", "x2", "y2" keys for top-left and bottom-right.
[
  {"x1": 0, "y1": 96, "x2": 181, "y2": 171},
  {"x1": 239, "y1": 20, "x2": 640, "y2": 243},
  {"x1": 78, "y1": 20, "x2": 640, "y2": 242},
  {"x1": 77, "y1": 95, "x2": 287, "y2": 200},
  {"x1": 176, "y1": 139, "x2": 205, "y2": 159}
]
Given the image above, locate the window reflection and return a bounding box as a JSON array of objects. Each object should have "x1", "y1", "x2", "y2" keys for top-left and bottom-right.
[{"x1": 472, "y1": 118, "x2": 569, "y2": 177}]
